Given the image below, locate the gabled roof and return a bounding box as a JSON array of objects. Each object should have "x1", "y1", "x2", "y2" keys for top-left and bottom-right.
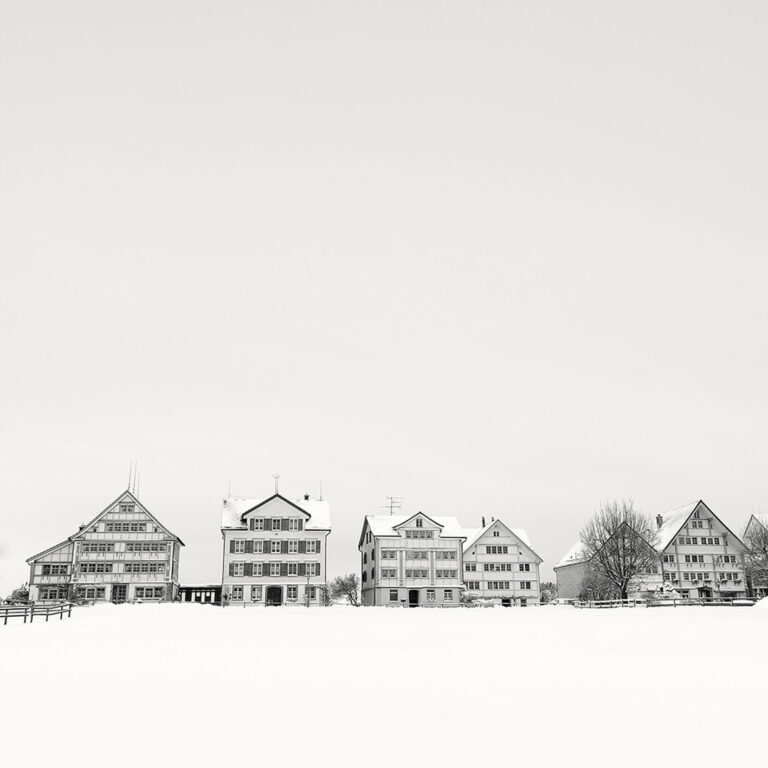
[
  {"x1": 26, "y1": 489, "x2": 184, "y2": 562},
  {"x1": 554, "y1": 540, "x2": 590, "y2": 569},
  {"x1": 221, "y1": 493, "x2": 331, "y2": 531},
  {"x1": 74, "y1": 489, "x2": 185, "y2": 545},
  {"x1": 360, "y1": 514, "x2": 466, "y2": 545},
  {"x1": 745, "y1": 513, "x2": 768, "y2": 536},
  {"x1": 654, "y1": 499, "x2": 745, "y2": 552},
  {"x1": 460, "y1": 520, "x2": 541, "y2": 562}
]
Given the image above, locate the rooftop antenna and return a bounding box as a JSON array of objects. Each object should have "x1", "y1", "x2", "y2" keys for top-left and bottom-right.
[
  {"x1": 381, "y1": 496, "x2": 404, "y2": 516},
  {"x1": 127, "y1": 460, "x2": 133, "y2": 491},
  {"x1": 136, "y1": 471, "x2": 140, "y2": 499},
  {"x1": 132, "y1": 460, "x2": 138, "y2": 494},
  {"x1": 319, "y1": 479, "x2": 324, "y2": 501},
  {"x1": 273, "y1": 472, "x2": 280, "y2": 495}
]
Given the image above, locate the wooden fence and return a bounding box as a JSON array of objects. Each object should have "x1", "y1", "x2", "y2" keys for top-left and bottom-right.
[
  {"x1": 1, "y1": 602, "x2": 74, "y2": 626},
  {"x1": 573, "y1": 597, "x2": 758, "y2": 609}
]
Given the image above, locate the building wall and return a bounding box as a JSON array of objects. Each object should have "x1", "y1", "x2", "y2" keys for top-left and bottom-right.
[
  {"x1": 361, "y1": 516, "x2": 463, "y2": 607},
  {"x1": 221, "y1": 497, "x2": 329, "y2": 605},
  {"x1": 463, "y1": 523, "x2": 542, "y2": 605},
  {"x1": 554, "y1": 561, "x2": 588, "y2": 600}
]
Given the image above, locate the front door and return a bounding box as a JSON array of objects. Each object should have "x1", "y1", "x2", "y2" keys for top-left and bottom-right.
[
  {"x1": 408, "y1": 589, "x2": 419, "y2": 607},
  {"x1": 266, "y1": 586, "x2": 283, "y2": 606},
  {"x1": 112, "y1": 584, "x2": 127, "y2": 603}
]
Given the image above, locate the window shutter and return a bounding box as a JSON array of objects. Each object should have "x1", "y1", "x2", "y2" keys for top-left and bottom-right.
[
  {"x1": 299, "y1": 563, "x2": 306, "y2": 577},
  {"x1": 228, "y1": 563, "x2": 234, "y2": 577},
  {"x1": 245, "y1": 563, "x2": 253, "y2": 577},
  {"x1": 280, "y1": 563, "x2": 288, "y2": 577},
  {"x1": 248, "y1": 519, "x2": 253, "y2": 531},
  {"x1": 298, "y1": 520, "x2": 303, "y2": 531},
  {"x1": 299, "y1": 541, "x2": 306, "y2": 554},
  {"x1": 265, "y1": 518, "x2": 272, "y2": 531},
  {"x1": 315, "y1": 539, "x2": 321, "y2": 552},
  {"x1": 281, "y1": 518, "x2": 289, "y2": 531},
  {"x1": 229, "y1": 540, "x2": 235, "y2": 554},
  {"x1": 245, "y1": 540, "x2": 253, "y2": 554},
  {"x1": 281, "y1": 541, "x2": 288, "y2": 554}
]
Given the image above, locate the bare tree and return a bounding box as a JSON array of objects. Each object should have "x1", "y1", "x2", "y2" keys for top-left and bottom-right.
[
  {"x1": 578, "y1": 566, "x2": 621, "y2": 601},
  {"x1": 579, "y1": 500, "x2": 659, "y2": 600},
  {"x1": 330, "y1": 574, "x2": 360, "y2": 606},
  {"x1": 539, "y1": 582, "x2": 558, "y2": 603},
  {"x1": 743, "y1": 519, "x2": 768, "y2": 596}
]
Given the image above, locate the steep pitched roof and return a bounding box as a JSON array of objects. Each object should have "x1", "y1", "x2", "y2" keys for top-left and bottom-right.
[
  {"x1": 654, "y1": 501, "x2": 701, "y2": 551},
  {"x1": 460, "y1": 520, "x2": 541, "y2": 561},
  {"x1": 221, "y1": 493, "x2": 331, "y2": 531},
  {"x1": 26, "y1": 539, "x2": 72, "y2": 564},
  {"x1": 361, "y1": 514, "x2": 466, "y2": 541},
  {"x1": 554, "y1": 540, "x2": 590, "y2": 569}
]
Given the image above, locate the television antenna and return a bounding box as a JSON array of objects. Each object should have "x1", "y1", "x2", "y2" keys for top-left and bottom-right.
[{"x1": 381, "y1": 496, "x2": 404, "y2": 515}]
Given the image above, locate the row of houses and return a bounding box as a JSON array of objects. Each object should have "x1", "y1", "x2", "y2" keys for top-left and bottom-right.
[
  {"x1": 554, "y1": 499, "x2": 768, "y2": 600},
  {"x1": 26, "y1": 488, "x2": 543, "y2": 606},
  {"x1": 25, "y1": 489, "x2": 767, "y2": 606}
]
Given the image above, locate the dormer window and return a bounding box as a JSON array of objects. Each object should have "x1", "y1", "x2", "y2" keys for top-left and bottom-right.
[
  {"x1": 416, "y1": 518, "x2": 423, "y2": 528},
  {"x1": 119, "y1": 504, "x2": 135, "y2": 514},
  {"x1": 493, "y1": 530, "x2": 500, "y2": 537}
]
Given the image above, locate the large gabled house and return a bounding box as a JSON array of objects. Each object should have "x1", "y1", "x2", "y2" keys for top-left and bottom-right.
[
  {"x1": 221, "y1": 492, "x2": 331, "y2": 606},
  {"x1": 27, "y1": 489, "x2": 184, "y2": 603},
  {"x1": 461, "y1": 518, "x2": 543, "y2": 606},
  {"x1": 359, "y1": 512, "x2": 466, "y2": 607},
  {"x1": 554, "y1": 500, "x2": 747, "y2": 600}
]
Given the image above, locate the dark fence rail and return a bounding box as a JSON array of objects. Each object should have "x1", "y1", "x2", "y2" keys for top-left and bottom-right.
[
  {"x1": 1, "y1": 602, "x2": 74, "y2": 626},
  {"x1": 573, "y1": 597, "x2": 758, "y2": 609}
]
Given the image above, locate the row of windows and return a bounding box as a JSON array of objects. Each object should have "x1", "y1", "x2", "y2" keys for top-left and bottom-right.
[
  {"x1": 404, "y1": 530, "x2": 434, "y2": 539},
  {"x1": 81, "y1": 543, "x2": 115, "y2": 552},
  {"x1": 232, "y1": 540, "x2": 320, "y2": 554},
  {"x1": 135, "y1": 587, "x2": 165, "y2": 598},
  {"x1": 662, "y1": 553, "x2": 739, "y2": 564},
  {"x1": 41, "y1": 564, "x2": 69, "y2": 575},
  {"x1": 404, "y1": 569, "x2": 429, "y2": 578},
  {"x1": 487, "y1": 581, "x2": 511, "y2": 590},
  {"x1": 380, "y1": 549, "x2": 457, "y2": 559},
  {"x1": 676, "y1": 536, "x2": 722, "y2": 546},
  {"x1": 484, "y1": 546, "x2": 509, "y2": 554},
  {"x1": 105, "y1": 522, "x2": 147, "y2": 533},
  {"x1": 124, "y1": 563, "x2": 166, "y2": 574},
  {"x1": 126, "y1": 543, "x2": 168, "y2": 552},
  {"x1": 387, "y1": 589, "x2": 454, "y2": 602},
  {"x1": 663, "y1": 572, "x2": 742, "y2": 582},
  {"x1": 689, "y1": 520, "x2": 711, "y2": 529},
  {"x1": 80, "y1": 563, "x2": 114, "y2": 573},
  {"x1": 78, "y1": 587, "x2": 106, "y2": 600},
  {"x1": 247, "y1": 517, "x2": 304, "y2": 531},
  {"x1": 39, "y1": 587, "x2": 67, "y2": 600},
  {"x1": 466, "y1": 581, "x2": 535, "y2": 590},
  {"x1": 231, "y1": 562, "x2": 320, "y2": 577},
  {"x1": 464, "y1": 563, "x2": 532, "y2": 572},
  {"x1": 435, "y1": 569, "x2": 458, "y2": 578},
  {"x1": 230, "y1": 585, "x2": 318, "y2": 601}
]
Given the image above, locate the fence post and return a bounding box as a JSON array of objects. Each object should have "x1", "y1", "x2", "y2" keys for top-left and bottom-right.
[{"x1": 46, "y1": 606, "x2": 50, "y2": 622}]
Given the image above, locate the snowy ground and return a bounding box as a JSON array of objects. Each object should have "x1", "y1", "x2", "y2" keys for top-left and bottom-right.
[{"x1": 1, "y1": 602, "x2": 766, "y2": 767}]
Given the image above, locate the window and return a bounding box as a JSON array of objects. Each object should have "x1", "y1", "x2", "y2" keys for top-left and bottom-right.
[
  {"x1": 287, "y1": 586, "x2": 298, "y2": 601},
  {"x1": 80, "y1": 563, "x2": 115, "y2": 573},
  {"x1": 436, "y1": 569, "x2": 457, "y2": 578},
  {"x1": 288, "y1": 519, "x2": 301, "y2": 531},
  {"x1": 662, "y1": 554, "x2": 675, "y2": 563},
  {"x1": 232, "y1": 586, "x2": 243, "y2": 600},
  {"x1": 251, "y1": 586, "x2": 262, "y2": 601},
  {"x1": 306, "y1": 562, "x2": 319, "y2": 577},
  {"x1": 233, "y1": 540, "x2": 245, "y2": 554},
  {"x1": 271, "y1": 541, "x2": 281, "y2": 554},
  {"x1": 39, "y1": 587, "x2": 67, "y2": 600},
  {"x1": 382, "y1": 550, "x2": 396, "y2": 559},
  {"x1": 426, "y1": 589, "x2": 436, "y2": 602},
  {"x1": 389, "y1": 589, "x2": 399, "y2": 602},
  {"x1": 83, "y1": 542, "x2": 116, "y2": 553},
  {"x1": 493, "y1": 530, "x2": 500, "y2": 537},
  {"x1": 306, "y1": 541, "x2": 317, "y2": 554},
  {"x1": 519, "y1": 563, "x2": 530, "y2": 572},
  {"x1": 408, "y1": 551, "x2": 428, "y2": 560},
  {"x1": 485, "y1": 545, "x2": 508, "y2": 554},
  {"x1": 270, "y1": 563, "x2": 280, "y2": 576},
  {"x1": 308, "y1": 587, "x2": 317, "y2": 600},
  {"x1": 135, "y1": 587, "x2": 164, "y2": 599},
  {"x1": 250, "y1": 518, "x2": 264, "y2": 531},
  {"x1": 253, "y1": 540, "x2": 263, "y2": 554},
  {"x1": 405, "y1": 530, "x2": 433, "y2": 539},
  {"x1": 288, "y1": 563, "x2": 299, "y2": 576},
  {"x1": 288, "y1": 540, "x2": 299, "y2": 554},
  {"x1": 405, "y1": 569, "x2": 428, "y2": 578},
  {"x1": 253, "y1": 563, "x2": 263, "y2": 577},
  {"x1": 416, "y1": 518, "x2": 423, "y2": 528},
  {"x1": 435, "y1": 551, "x2": 457, "y2": 560},
  {"x1": 233, "y1": 563, "x2": 245, "y2": 577},
  {"x1": 124, "y1": 562, "x2": 164, "y2": 574},
  {"x1": 381, "y1": 568, "x2": 397, "y2": 578},
  {"x1": 362, "y1": 571, "x2": 368, "y2": 583},
  {"x1": 465, "y1": 563, "x2": 476, "y2": 572},
  {"x1": 76, "y1": 586, "x2": 105, "y2": 600},
  {"x1": 42, "y1": 564, "x2": 69, "y2": 575},
  {"x1": 119, "y1": 504, "x2": 135, "y2": 514},
  {"x1": 519, "y1": 581, "x2": 532, "y2": 590},
  {"x1": 465, "y1": 581, "x2": 480, "y2": 590},
  {"x1": 271, "y1": 518, "x2": 281, "y2": 530}
]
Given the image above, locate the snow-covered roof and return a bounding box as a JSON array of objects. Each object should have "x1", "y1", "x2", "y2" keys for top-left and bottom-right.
[
  {"x1": 221, "y1": 494, "x2": 331, "y2": 531},
  {"x1": 364, "y1": 514, "x2": 466, "y2": 539},
  {"x1": 554, "y1": 540, "x2": 590, "y2": 569},
  {"x1": 654, "y1": 501, "x2": 701, "y2": 551},
  {"x1": 461, "y1": 521, "x2": 535, "y2": 552}
]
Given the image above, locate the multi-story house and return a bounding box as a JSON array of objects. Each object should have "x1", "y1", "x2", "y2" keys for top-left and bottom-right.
[
  {"x1": 743, "y1": 513, "x2": 768, "y2": 597},
  {"x1": 358, "y1": 512, "x2": 466, "y2": 607},
  {"x1": 221, "y1": 492, "x2": 330, "y2": 606},
  {"x1": 27, "y1": 489, "x2": 183, "y2": 603},
  {"x1": 461, "y1": 518, "x2": 543, "y2": 606},
  {"x1": 554, "y1": 500, "x2": 747, "y2": 600}
]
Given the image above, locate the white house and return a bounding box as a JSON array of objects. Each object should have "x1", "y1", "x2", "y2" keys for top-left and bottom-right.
[
  {"x1": 554, "y1": 500, "x2": 747, "y2": 600},
  {"x1": 359, "y1": 512, "x2": 466, "y2": 607},
  {"x1": 461, "y1": 518, "x2": 543, "y2": 606},
  {"x1": 221, "y1": 492, "x2": 330, "y2": 606},
  {"x1": 743, "y1": 513, "x2": 768, "y2": 597},
  {"x1": 27, "y1": 489, "x2": 184, "y2": 603}
]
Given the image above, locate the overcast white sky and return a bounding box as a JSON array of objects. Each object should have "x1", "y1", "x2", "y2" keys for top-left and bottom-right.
[{"x1": 1, "y1": 1, "x2": 767, "y2": 591}]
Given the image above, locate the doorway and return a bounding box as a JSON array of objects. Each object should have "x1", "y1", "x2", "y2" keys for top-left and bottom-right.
[
  {"x1": 408, "y1": 589, "x2": 419, "y2": 607},
  {"x1": 266, "y1": 586, "x2": 283, "y2": 606},
  {"x1": 112, "y1": 584, "x2": 127, "y2": 603}
]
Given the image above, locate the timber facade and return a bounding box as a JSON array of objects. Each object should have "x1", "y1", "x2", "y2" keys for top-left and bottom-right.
[{"x1": 27, "y1": 490, "x2": 183, "y2": 603}]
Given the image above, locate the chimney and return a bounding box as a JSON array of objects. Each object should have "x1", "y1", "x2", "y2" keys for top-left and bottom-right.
[
  {"x1": 78, "y1": 524, "x2": 86, "y2": 532},
  {"x1": 482, "y1": 516, "x2": 486, "y2": 527},
  {"x1": 656, "y1": 514, "x2": 663, "y2": 529},
  {"x1": 304, "y1": 493, "x2": 310, "y2": 501}
]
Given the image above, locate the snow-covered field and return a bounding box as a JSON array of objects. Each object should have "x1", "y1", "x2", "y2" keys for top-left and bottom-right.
[{"x1": 1, "y1": 602, "x2": 765, "y2": 767}]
